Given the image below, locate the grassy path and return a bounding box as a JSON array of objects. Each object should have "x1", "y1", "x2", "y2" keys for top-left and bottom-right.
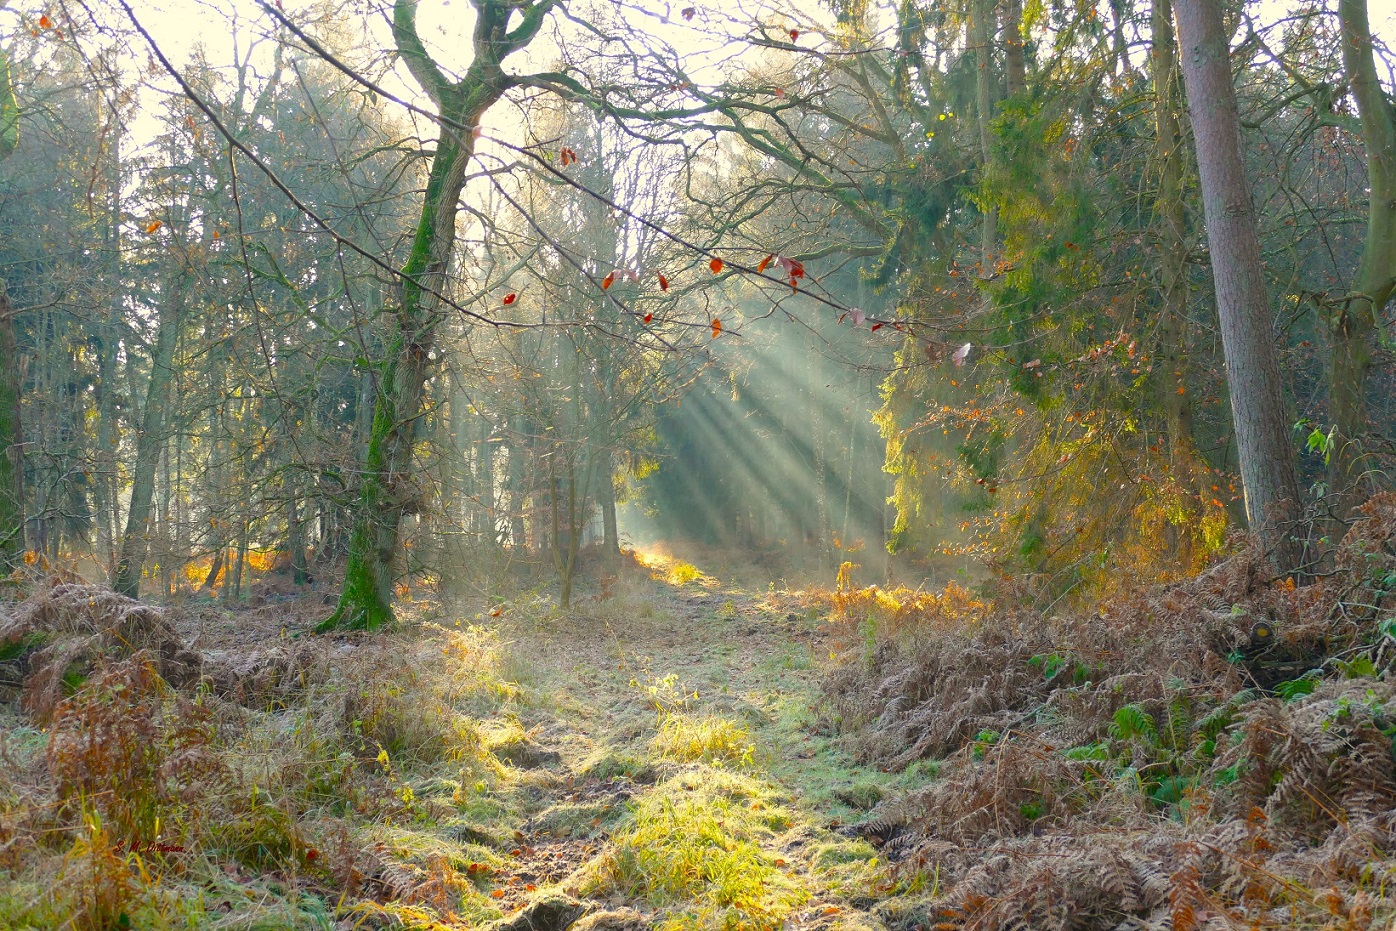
[{"x1": 475, "y1": 577, "x2": 922, "y2": 931}]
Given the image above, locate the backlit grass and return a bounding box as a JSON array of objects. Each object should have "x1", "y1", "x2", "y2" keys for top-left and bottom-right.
[
  {"x1": 653, "y1": 713, "x2": 756, "y2": 767},
  {"x1": 606, "y1": 766, "x2": 806, "y2": 930}
]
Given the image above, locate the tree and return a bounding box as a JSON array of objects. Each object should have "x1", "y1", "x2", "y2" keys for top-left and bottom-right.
[
  {"x1": 321, "y1": 0, "x2": 561, "y2": 630},
  {"x1": 1327, "y1": 0, "x2": 1396, "y2": 509},
  {"x1": 1173, "y1": 0, "x2": 1303, "y2": 569},
  {"x1": 0, "y1": 41, "x2": 23, "y2": 568}
]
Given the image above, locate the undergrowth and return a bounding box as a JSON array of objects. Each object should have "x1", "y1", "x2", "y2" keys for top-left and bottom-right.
[
  {"x1": 820, "y1": 493, "x2": 1396, "y2": 930},
  {"x1": 0, "y1": 586, "x2": 530, "y2": 930}
]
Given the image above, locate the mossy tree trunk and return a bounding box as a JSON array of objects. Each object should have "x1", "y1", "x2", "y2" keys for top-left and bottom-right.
[{"x1": 320, "y1": 0, "x2": 558, "y2": 631}]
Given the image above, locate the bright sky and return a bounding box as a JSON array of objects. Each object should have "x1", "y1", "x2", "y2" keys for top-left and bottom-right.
[{"x1": 6, "y1": 0, "x2": 1396, "y2": 145}]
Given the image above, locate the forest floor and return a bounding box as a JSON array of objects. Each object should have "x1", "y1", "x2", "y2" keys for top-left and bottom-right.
[
  {"x1": 6, "y1": 508, "x2": 1396, "y2": 931},
  {"x1": 0, "y1": 555, "x2": 930, "y2": 931}
]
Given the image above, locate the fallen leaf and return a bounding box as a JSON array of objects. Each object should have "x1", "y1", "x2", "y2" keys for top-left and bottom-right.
[{"x1": 490, "y1": 889, "x2": 505, "y2": 899}]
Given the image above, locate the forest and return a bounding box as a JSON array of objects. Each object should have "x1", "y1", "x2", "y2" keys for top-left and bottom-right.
[{"x1": 0, "y1": 0, "x2": 1395, "y2": 927}]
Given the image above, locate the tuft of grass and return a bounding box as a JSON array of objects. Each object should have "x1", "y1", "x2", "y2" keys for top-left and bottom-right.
[
  {"x1": 605, "y1": 766, "x2": 806, "y2": 930},
  {"x1": 667, "y1": 562, "x2": 704, "y2": 586},
  {"x1": 652, "y1": 713, "x2": 755, "y2": 767}
]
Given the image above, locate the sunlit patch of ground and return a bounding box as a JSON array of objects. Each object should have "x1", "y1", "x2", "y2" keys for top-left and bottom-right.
[{"x1": 624, "y1": 544, "x2": 719, "y2": 589}]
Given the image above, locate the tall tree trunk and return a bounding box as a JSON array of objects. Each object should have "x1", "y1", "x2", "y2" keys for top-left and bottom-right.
[
  {"x1": 287, "y1": 472, "x2": 308, "y2": 586},
  {"x1": 598, "y1": 447, "x2": 619, "y2": 560},
  {"x1": 0, "y1": 285, "x2": 24, "y2": 568},
  {"x1": 507, "y1": 418, "x2": 528, "y2": 551},
  {"x1": 1328, "y1": 0, "x2": 1396, "y2": 510},
  {"x1": 477, "y1": 415, "x2": 496, "y2": 545},
  {"x1": 0, "y1": 54, "x2": 23, "y2": 569},
  {"x1": 113, "y1": 277, "x2": 185, "y2": 598},
  {"x1": 1174, "y1": 0, "x2": 1303, "y2": 570},
  {"x1": 972, "y1": 0, "x2": 999, "y2": 268},
  {"x1": 1151, "y1": 0, "x2": 1199, "y2": 471}
]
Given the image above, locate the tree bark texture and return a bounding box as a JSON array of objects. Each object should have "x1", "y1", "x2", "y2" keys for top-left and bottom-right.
[{"x1": 1174, "y1": 0, "x2": 1303, "y2": 570}]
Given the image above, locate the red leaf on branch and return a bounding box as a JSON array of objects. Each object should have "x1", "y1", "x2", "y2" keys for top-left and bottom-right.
[
  {"x1": 503, "y1": 293, "x2": 517, "y2": 305},
  {"x1": 602, "y1": 272, "x2": 615, "y2": 290},
  {"x1": 145, "y1": 220, "x2": 162, "y2": 234},
  {"x1": 757, "y1": 254, "x2": 773, "y2": 272},
  {"x1": 711, "y1": 319, "x2": 722, "y2": 338},
  {"x1": 789, "y1": 29, "x2": 799, "y2": 41},
  {"x1": 709, "y1": 257, "x2": 723, "y2": 273},
  {"x1": 657, "y1": 273, "x2": 669, "y2": 291},
  {"x1": 39, "y1": 14, "x2": 52, "y2": 28},
  {"x1": 643, "y1": 312, "x2": 654, "y2": 323}
]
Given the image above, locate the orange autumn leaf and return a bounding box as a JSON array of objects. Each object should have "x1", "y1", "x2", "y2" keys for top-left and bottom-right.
[
  {"x1": 145, "y1": 220, "x2": 162, "y2": 234},
  {"x1": 602, "y1": 272, "x2": 615, "y2": 290},
  {"x1": 757, "y1": 253, "x2": 773, "y2": 272},
  {"x1": 643, "y1": 312, "x2": 654, "y2": 323},
  {"x1": 709, "y1": 257, "x2": 723, "y2": 273},
  {"x1": 39, "y1": 14, "x2": 52, "y2": 28},
  {"x1": 490, "y1": 890, "x2": 505, "y2": 899},
  {"x1": 657, "y1": 273, "x2": 669, "y2": 291},
  {"x1": 503, "y1": 293, "x2": 517, "y2": 305},
  {"x1": 711, "y1": 318, "x2": 722, "y2": 338}
]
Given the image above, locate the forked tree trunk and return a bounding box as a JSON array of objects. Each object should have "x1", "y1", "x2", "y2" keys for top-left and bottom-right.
[
  {"x1": 321, "y1": 0, "x2": 555, "y2": 631},
  {"x1": 1174, "y1": 0, "x2": 1303, "y2": 571}
]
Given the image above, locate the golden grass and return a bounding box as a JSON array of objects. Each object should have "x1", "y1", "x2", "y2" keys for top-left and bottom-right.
[{"x1": 652, "y1": 713, "x2": 756, "y2": 768}]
